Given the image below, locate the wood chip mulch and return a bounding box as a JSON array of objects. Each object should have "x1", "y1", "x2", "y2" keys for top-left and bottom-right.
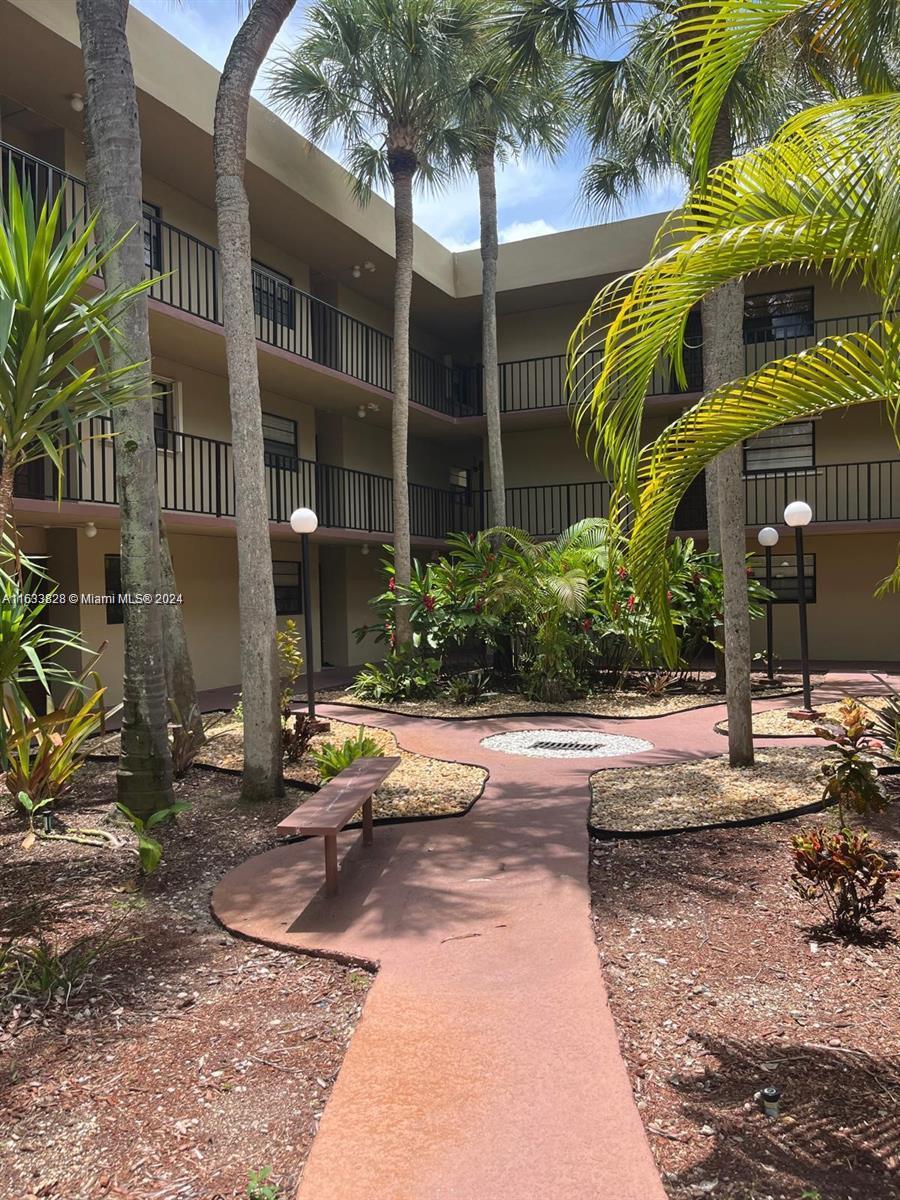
[
  {"x1": 0, "y1": 763, "x2": 372, "y2": 1200},
  {"x1": 321, "y1": 675, "x2": 812, "y2": 722},
  {"x1": 591, "y1": 806, "x2": 900, "y2": 1200},
  {"x1": 591, "y1": 748, "x2": 832, "y2": 834}
]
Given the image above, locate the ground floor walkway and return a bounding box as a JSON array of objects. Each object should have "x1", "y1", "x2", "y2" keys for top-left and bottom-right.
[{"x1": 211, "y1": 671, "x2": 894, "y2": 1200}]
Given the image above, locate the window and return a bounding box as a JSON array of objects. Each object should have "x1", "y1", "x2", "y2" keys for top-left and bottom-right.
[
  {"x1": 449, "y1": 467, "x2": 470, "y2": 492},
  {"x1": 143, "y1": 201, "x2": 161, "y2": 273},
  {"x1": 153, "y1": 377, "x2": 178, "y2": 451},
  {"x1": 273, "y1": 560, "x2": 302, "y2": 615},
  {"x1": 262, "y1": 412, "x2": 297, "y2": 464},
  {"x1": 748, "y1": 553, "x2": 816, "y2": 604},
  {"x1": 104, "y1": 554, "x2": 123, "y2": 625},
  {"x1": 744, "y1": 421, "x2": 815, "y2": 473},
  {"x1": 743, "y1": 287, "x2": 814, "y2": 344},
  {"x1": 252, "y1": 259, "x2": 294, "y2": 329}
]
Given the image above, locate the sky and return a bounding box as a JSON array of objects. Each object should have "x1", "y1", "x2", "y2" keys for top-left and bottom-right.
[{"x1": 132, "y1": 0, "x2": 685, "y2": 249}]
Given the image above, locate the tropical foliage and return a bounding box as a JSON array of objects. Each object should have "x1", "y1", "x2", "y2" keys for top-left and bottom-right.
[{"x1": 312, "y1": 728, "x2": 384, "y2": 782}]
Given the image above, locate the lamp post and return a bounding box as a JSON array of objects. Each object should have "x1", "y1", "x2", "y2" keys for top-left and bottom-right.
[
  {"x1": 290, "y1": 506, "x2": 318, "y2": 720},
  {"x1": 784, "y1": 500, "x2": 814, "y2": 714},
  {"x1": 757, "y1": 526, "x2": 779, "y2": 682}
]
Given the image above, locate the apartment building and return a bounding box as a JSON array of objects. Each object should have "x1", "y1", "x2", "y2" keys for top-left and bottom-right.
[{"x1": 4, "y1": 0, "x2": 899, "y2": 703}]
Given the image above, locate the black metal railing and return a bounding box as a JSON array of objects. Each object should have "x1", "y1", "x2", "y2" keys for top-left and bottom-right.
[{"x1": 745, "y1": 459, "x2": 900, "y2": 527}]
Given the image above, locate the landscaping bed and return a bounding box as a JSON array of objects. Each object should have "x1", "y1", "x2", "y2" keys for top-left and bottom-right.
[
  {"x1": 715, "y1": 698, "x2": 891, "y2": 741},
  {"x1": 98, "y1": 716, "x2": 487, "y2": 822},
  {"x1": 591, "y1": 809, "x2": 900, "y2": 1200},
  {"x1": 0, "y1": 762, "x2": 371, "y2": 1200},
  {"x1": 590, "y1": 748, "x2": 833, "y2": 834},
  {"x1": 321, "y1": 675, "x2": 810, "y2": 722}
]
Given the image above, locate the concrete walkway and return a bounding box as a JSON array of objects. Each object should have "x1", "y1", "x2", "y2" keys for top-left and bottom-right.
[{"x1": 211, "y1": 673, "x2": 892, "y2": 1200}]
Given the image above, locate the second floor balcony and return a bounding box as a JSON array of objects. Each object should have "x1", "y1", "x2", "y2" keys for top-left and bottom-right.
[{"x1": 14, "y1": 422, "x2": 900, "y2": 543}]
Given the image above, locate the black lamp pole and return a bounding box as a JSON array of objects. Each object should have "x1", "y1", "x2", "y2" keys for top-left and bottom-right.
[
  {"x1": 794, "y1": 524, "x2": 812, "y2": 712},
  {"x1": 764, "y1": 544, "x2": 775, "y2": 682}
]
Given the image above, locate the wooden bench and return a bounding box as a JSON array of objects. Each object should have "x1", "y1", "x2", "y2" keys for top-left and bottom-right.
[{"x1": 276, "y1": 756, "x2": 400, "y2": 897}]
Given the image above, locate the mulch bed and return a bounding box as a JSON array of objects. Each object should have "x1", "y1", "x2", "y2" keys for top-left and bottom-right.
[
  {"x1": 321, "y1": 675, "x2": 811, "y2": 722},
  {"x1": 591, "y1": 748, "x2": 834, "y2": 835},
  {"x1": 0, "y1": 763, "x2": 371, "y2": 1200},
  {"x1": 95, "y1": 717, "x2": 487, "y2": 822},
  {"x1": 591, "y1": 806, "x2": 900, "y2": 1200}
]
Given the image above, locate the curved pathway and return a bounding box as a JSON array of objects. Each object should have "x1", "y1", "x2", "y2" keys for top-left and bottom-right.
[{"x1": 212, "y1": 679, "x2": 877, "y2": 1200}]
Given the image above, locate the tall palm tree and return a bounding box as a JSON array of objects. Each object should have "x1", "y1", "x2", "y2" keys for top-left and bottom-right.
[
  {"x1": 214, "y1": 0, "x2": 296, "y2": 802},
  {"x1": 76, "y1": 0, "x2": 175, "y2": 814},
  {"x1": 575, "y1": 91, "x2": 900, "y2": 631},
  {"x1": 450, "y1": 23, "x2": 571, "y2": 526},
  {"x1": 569, "y1": 3, "x2": 812, "y2": 765},
  {"x1": 270, "y1": 0, "x2": 482, "y2": 646}
]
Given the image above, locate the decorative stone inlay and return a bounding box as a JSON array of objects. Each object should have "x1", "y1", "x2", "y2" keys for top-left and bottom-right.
[{"x1": 480, "y1": 728, "x2": 653, "y2": 759}]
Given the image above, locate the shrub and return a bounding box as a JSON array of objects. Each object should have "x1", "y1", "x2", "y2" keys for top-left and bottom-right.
[
  {"x1": 816, "y1": 699, "x2": 889, "y2": 825},
  {"x1": 791, "y1": 826, "x2": 898, "y2": 938},
  {"x1": 282, "y1": 711, "x2": 317, "y2": 764},
  {"x1": 444, "y1": 669, "x2": 494, "y2": 706},
  {"x1": 3, "y1": 683, "x2": 108, "y2": 809},
  {"x1": 351, "y1": 648, "x2": 441, "y2": 703},
  {"x1": 312, "y1": 728, "x2": 383, "y2": 783},
  {"x1": 864, "y1": 686, "x2": 900, "y2": 761},
  {"x1": 277, "y1": 619, "x2": 304, "y2": 709}
]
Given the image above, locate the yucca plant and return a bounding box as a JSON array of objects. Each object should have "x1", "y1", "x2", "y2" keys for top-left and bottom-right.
[{"x1": 0, "y1": 171, "x2": 150, "y2": 535}]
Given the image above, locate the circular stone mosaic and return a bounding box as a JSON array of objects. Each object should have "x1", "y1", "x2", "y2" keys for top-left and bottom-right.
[{"x1": 480, "y1": 728, "x2": 653, "y2": 759}]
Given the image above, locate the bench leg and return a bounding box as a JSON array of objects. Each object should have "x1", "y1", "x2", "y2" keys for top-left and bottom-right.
[
  {"x1": 362, "y1": 797, "x2": 374, "y2": 847},
  {"x1": 324, "y1": 834, "x2": 339, "y2": 897}
]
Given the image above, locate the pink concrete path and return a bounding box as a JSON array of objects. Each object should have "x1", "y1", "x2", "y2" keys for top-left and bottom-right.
[{"x1": 211, "y1": 673, "x2": 890, "y2": 1200}]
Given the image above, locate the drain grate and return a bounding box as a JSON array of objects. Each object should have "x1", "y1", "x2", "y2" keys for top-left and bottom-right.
[{"x1": 532, "y1": 739, "x2": 597, "y2": 752}]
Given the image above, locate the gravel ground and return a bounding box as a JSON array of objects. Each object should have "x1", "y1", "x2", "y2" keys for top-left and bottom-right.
[
  {"x1": 321, "y1": 676, "x2": 811, "y2": 722},
  {"x1": 0, "y1": 763, "x2": 370, "y2": 1200},
  {"x1": 481, "y1": 728, "x2": 654, "y2": 759},
  {"x1": 96, "y1": 716, "x2": 487, "y2": 822},
  {"x1": 716, "y1": 698, "x2": 892, "y2": 740},
  {"x1": 591, "y1": 748, "x2": 831, "y2": 833},
  {"x1": 591, "y1": 805, "x2": 900, "y2": 1200}
]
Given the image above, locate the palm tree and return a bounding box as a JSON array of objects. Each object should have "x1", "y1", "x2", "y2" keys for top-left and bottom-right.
[
  {"x1": 76, "y1": 0, "x2": 175, "y2": 814},
  {"x1": 449, "y1": 24, "x2": 571, "y2": 526},
  {"x1": 574, "y1": 91, "x2": 900, "y2": 633},
  {"x1": 214, "y1": 0, "x2": 296, "y2": 802},
  {"x1": 269, "y1": 0, "x2": 482, "y2": 646}
]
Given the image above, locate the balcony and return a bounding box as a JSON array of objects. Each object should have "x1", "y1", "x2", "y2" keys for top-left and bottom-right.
[
  {"x1": 2, "y1": 139, "x2": 880, "y2": 422},
  {"x1": 14, "y1": 420, "x2": 900, "y2": 542}
]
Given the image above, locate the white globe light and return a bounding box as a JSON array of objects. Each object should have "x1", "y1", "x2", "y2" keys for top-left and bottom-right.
[
  {"x1": 290, "y1": 506, "x2": 318, "y2": 534},
  {"x1": 757, "y1": 526, "x2": 780, "y2": 548},
  {"x1": 783, "y1": 500, "x2": 813, "y2": 528}
]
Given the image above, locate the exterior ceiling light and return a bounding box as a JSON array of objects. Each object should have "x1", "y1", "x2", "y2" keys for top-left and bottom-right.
[{"x1": 68, "y1": 93, "x2": 84, "y2": 113}]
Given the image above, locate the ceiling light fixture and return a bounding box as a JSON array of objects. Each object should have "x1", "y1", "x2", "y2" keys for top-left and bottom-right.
[
  {"x1": 68, "y1": 93, "x2": 84, "y2": 113},
  {"x1": 351, "y1": 264, "x2": 361, "y2": 278}
]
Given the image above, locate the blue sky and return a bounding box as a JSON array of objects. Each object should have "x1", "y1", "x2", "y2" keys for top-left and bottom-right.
[{"x1": 132, "y1": 0, "x2": 685, "y2": 249}]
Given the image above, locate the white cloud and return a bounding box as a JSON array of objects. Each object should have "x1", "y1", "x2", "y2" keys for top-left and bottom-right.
[{"x1": 500, "y1": 219, "x2": 558, "y2": 243}]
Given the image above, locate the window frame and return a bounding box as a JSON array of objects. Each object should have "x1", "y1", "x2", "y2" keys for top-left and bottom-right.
[
  {"x1": 743, "y1": 286, "x2": 814, "y2": 345},
  {"x1": 152, "y1": 376, "x2": 181, "y2": 453},
  {"x1": 251, "y1": 259, "x2": 295, "y2": 330},
  {"x1": 104, "y1": 554, "x2": 123, "y2": 625},
  {"x1": 743, "y1": 420, "x2": 816, "y2": 475},
  {"x1": 143, "y1": 200, "x2": 162, "y2": 274},
  {"x1": 261, "y1": 411, "x2": 298, "y2": 465},
  {"x1": 748, "y1": 552, "x2": 816, "y2": 604},
  {"x1": 273, "y1": 559, "x2": 303, "y2": 615}
]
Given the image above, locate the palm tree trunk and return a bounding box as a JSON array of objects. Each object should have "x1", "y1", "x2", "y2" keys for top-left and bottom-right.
[
  {"x1": 703, "y1": 103, "x2": 753, "y2": 766},
  {"x1": 477, "y1": 144, "x2": 505, "y2": 527},
  {"x1": 390, "y1": 158, "x2": 414, "y2": 646},
  {"x1": 0, "y1": 457, "x2": 15, "y2": 542},
  {"x1": 214, "y1": 0, "x2": 293, "y2": 800},
  {"x1": 76, "y1": 0, "x2": 174, "y2": 816}
]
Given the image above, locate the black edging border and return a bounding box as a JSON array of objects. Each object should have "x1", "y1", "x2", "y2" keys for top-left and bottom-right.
[
  {"x1": 588, "y1": 795, "x2": 835, "y2": 842},
  {"x1": 321, "y1": 686, "x2": 804, "y2": 724}
]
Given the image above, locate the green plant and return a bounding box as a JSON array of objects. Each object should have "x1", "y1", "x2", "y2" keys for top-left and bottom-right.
[
  {"x1": 864, "y1": 683, "x2": 900, "y2": 760},
  {"x1": 351, "y1": 647, "x2": 441, "y2": 703},
  {"x1": 791, "y1": 826, "x2": 898, "y2": 939},
  {"x1": 168, "y1": 699, "x2": 205, "y2": 780},
  {"x1": 312, "y1": 728, "x2": 383, "y2": 783},
  {"x1": 444, "y1": 669, "x2": 494, "y2": 706},
  {"x1": 277, "y1": 619, "x2": 304, "y2": 709},
  {"x1": 817, "y1": 699, "x2": 889, "y2": 826},
  {"x1": 282, "y1": 711, "x2": 317, "y2": 764},
  {"x1": 116, "y1": 801, "x2": 190, "y2": 875},
  {"x1": 0, "y1": 929, "x2": 121, "y2": 1010},
  {"x1": 247, "y1": 1166, "x2": 280, "y2": 1200}
]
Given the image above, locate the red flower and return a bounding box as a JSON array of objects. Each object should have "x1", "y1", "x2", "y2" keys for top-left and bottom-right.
[
  {"x1": 746, "y1": 566, "x2": 754, "y2": 577},
  {"x1": 617, "y1": 565, "x2": 628, "y2": 580},
  {"x1": 627, "y1": 594, "x2": 636, "y2": 612},
  {"x1": 582, "y1": 617, "x2": 592, "y2": 632},
  {"x1": 389, "y1": 633, "x2": 396, "y2": 647},
  {"x1": 666, "y1": 590, "x2": 673, "y2": 602},
  {"x1": 474, "y1": 599, "x2": 483, "y2": 613},
  {"x1": 692, "y1": 571, "x2": 701, "y2": 584},
  {"x1": 423, "y1": 593, "x2": 435, "y2": 612},
  {"x1": 388, "y1": 578, "x2": 395, "y2": 591}
]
